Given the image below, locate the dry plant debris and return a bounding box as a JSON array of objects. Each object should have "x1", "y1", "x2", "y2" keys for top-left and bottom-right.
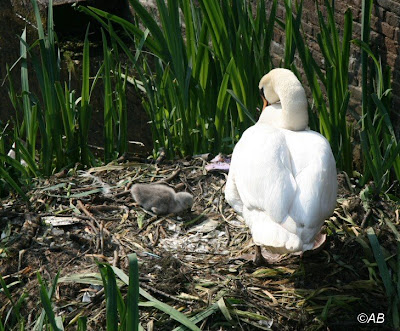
[{"x1": 0, "y1": 157, "x2": 399, "y2": 330}]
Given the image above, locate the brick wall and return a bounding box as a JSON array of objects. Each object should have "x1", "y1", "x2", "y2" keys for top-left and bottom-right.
[{"x1": 270, "y1": 0, "x2": 400, "y2": 121}]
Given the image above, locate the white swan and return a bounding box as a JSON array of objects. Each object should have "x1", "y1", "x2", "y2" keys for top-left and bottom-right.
[{"x1": 225, "y1": 68, "x2": 337, "y2": 264}]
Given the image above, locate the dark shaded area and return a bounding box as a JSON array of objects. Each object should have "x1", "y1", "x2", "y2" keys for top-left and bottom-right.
[{"x1": 53, "y1": 0, "x2": 132, "y2": 40}]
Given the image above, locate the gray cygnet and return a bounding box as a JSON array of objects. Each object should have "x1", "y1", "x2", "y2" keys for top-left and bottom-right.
[{"x1": 131, "y1": 183, "x2": 193, "y2": 215}]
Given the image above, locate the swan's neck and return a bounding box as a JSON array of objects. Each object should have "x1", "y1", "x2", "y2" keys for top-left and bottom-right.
[{"x1": 259, "y1": 80, "x2": 309, "y2": 131}]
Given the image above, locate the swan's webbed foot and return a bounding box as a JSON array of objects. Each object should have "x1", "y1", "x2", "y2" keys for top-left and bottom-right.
[{"x1": 301, "y1": 232, "x2": 327, "y2": 258}]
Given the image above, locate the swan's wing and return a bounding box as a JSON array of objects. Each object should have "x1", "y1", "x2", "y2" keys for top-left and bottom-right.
[
  {"x1": 226, "y1": 124, "x2": 297, "y2": 224},
  {"x1": 225, "y1": 161, "x2": 244, "y2": 215},
  {"x1": 284, "y1": 130, "x2": 338, "y2": 243},
  {"x1": 225, "y1": 126, "x2": 337, "y2": 252}
]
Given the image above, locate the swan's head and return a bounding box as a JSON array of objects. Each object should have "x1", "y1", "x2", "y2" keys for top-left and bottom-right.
[
  {"x1": 258, "y1": 68, "x2": 308, "y2": 131},
  {"x1": 258, "y1": 70, "x2": 281, "y2": 110}
]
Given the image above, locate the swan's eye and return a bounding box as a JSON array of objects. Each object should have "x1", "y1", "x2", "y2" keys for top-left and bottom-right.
[{"x1": 259, "y1": 88, "x2": 264, "y2": 98}]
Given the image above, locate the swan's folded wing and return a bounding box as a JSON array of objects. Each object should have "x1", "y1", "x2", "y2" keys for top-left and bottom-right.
[
  {"x1": 284, "y1": 130, "x2": 338, "y2": 242},
  {"x1": 225, "y1": 161, "x2": 244, "y2": 215},
  {"x1": 227, "y1": 125, "x2": 297, "y2": 225}
]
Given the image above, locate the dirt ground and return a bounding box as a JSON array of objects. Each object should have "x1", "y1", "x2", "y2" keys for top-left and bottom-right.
[{"x1": 0, "y1": 156, "x2": 398, "y2": 330}]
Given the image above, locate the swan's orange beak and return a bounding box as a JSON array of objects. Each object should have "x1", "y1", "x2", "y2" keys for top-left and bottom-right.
[
  {"x1": 259, "y1": 87, "x2": 269, "y2": 111},
  {"x1": 262, "y1": 97, "x2": 268, "y2": 111}
]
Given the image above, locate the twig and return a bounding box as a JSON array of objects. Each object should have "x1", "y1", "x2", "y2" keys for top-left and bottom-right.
[
  {"x1": 74, "y1": 214, "x2": 121, "y2": 222},
  {"x1": 156, "y1": 168, "x2": 181, "y2": 184},
  {"x1": 114, "y1": 190, "x2": 131, "y2": 198},
  {"x1": 77, "y1": 200, "x2": 110, "y2": 236},
  {"x1": 140, "y1": 282, "x2": 195, "y2": 304},
  {"x1": 100, "y1": 221, "x2": 104, "y2": 255},
  {"x1": 360, "y1": 209, "x2": 372, "y2": 228},
  {"x1": 62, "y1": 248, "x2": 92, "y2": 268},
  {"x1": 136, "y1": 216, "x2": 159, "y2": 235}
]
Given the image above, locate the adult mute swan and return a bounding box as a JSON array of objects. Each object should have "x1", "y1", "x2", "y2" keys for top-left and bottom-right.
[{"x1": 225, "y1": 68, "x2": 337, "y2": 265}]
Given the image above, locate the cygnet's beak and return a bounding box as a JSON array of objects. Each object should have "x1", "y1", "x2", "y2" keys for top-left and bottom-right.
[{"x1": 259, "y1": 87, "x2": 269, "y2": 111}]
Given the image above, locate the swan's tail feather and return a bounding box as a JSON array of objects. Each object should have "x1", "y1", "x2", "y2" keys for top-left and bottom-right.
[{"x1": 244, "y1": 209, "x2": 314, "y2": 254}]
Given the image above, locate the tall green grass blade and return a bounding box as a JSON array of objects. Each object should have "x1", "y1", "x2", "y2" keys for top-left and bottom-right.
[
  {"x1": 36, "y1": 271, "x2": 62, "y2": 331},
  {"x1": 77, "y1": 317, "x2": 87, "y2": 331},
  {"x1": 0, "y1": 274, "x2": 26, "y2": 328},
  {"x1": 227, "y1": 90, "x2": 256, "y2": 124},
  {"x1": 0, "y1": 159, "x2": 28, "y2": 201},
  {"x1": 99, "y1": 265, "x2": 119, "y2": 331},
  {"x1": 215, "y1": 65, "x2": 232, "y2": 142},
  {"x1": 101, "y1": 29, "x2": 114, "y2": 163},
  {"x1": 283, "y1": 0, "x2": 294, "y2": 67},
  {"x1": 129, "y1": 0, "x2": 169, "y2": 58},
  {"x1": 361, "y1": 0, "x2": 373, "y2": 128},
  {"x1": 354, "y1": 0, "x2": 399, "y2": 191},
  {"x1": 367, "y1": 228, "x2": 395, "y2": 299},
  {"x1": 116, "y1": 63, "x2": 128, "y2": 156},
  {"x1": 31, "y1": 0, "x2": 45, "y2": 40},
  {"x1": 367, "y1": 227, "x2": 399, "y2": 326},
  {"x1": 126, "y1": 253, "x2": 140, "y2": 331},
  {"x1": 15, "y1": 139, "x2": 38, "y2": 177},
  {"x1": 111, "y1": 266, "x2": 201, "y2": 330},
  {"x1": 20, "y1": 28, "x2": 33, "y2": 150},
  {"x1": 80, "y1": 5, "x2": 163, "y2": 59},
  {"x1": 199, "y1": 0, "x2": 230, "y2": 61},
  {"x1": 172, "y1": 302, "x2": 220, "y2": 331},
  {"x1": 181, "y1": 0, "x2": 196, "y2": 66},
  {"x1": 79, "y1": 25, "x2": 92, "y2": 166}
]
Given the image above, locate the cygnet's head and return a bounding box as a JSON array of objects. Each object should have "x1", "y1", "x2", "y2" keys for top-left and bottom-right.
[{"x1": 176, "y1": 192, "x2": 194, "y2": 210}]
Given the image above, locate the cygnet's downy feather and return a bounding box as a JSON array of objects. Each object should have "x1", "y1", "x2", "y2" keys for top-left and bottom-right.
[{"x1": 131, "y1": 184, "x2": 193, "y2": 215}]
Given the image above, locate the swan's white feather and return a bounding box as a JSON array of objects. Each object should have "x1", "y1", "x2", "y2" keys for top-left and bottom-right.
[
  {"x1": 226, "y1": 124, "x2": 337, "y2": 253},
  {"x1": 225, "y1": 69, "x2": 337, "y2": 254}
]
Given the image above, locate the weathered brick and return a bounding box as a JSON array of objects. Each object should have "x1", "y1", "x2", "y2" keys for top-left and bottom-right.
[
  {"x1": 303, "y1": 8, "x2": 319, "y2": 23},
  {"x1": 335, "y1": 1, "x2": 348, "y2": 14},
  {"x1": 349, "y1": 85, "x2": 363, "y2": 100},
  {"x1": 303, "y1": 0, "x2": 317, "y2": 11},
  {"x1": 384, "y1": 36, "x2": 398, "y2": 54},
  {"x1": 276, "y1": 4, "x2": 285, "y2": 19},
  {"x1": 349, "y1": 97, "x2": 362, "y2": 114},
  {"x1": 391, "y1": 80, "x2": 400, "y2": 93},
  {"x1": 382, "y1": 22, "x2": 396, "y2": 39},
  {"x1": 273, "y1": 27, "x2": 284, "y2": 44},
  {"x1": 392, "y1": 69, "x2": 400, "y2": 82},
  {"x1": 385, "y1": 52, "x2": 398, "y2": 68},
  {"x1": 386, "y1": 11, "x2": 400, "y2": 26},
  {"x1": 392, "y1": 95, "x2": 400, "y2": 113},
  {"x1": 302, "y1": 22, "x2": 315, "y2": 37},
  {"x1": 353, "y1": 21, "x2": 362, "y2": 38},
  {"x1": 395, "y1": 27, "x2": 400, "y2": 45},
  {"x1": 349, "y1": 54, "x2": 362, "y2": 73},
  {"x1": 370, "y1": 30, "x2": 385, "y2": 46},
  {"x1": 271, "y1": 41, "x2": 285, "y2": 57},
  {"x1": 372, "y1": 4, "x2": 386, "y2": 20},
  {"x1": 376, "y1": 0, "x2": 400, "y2": 16}
]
